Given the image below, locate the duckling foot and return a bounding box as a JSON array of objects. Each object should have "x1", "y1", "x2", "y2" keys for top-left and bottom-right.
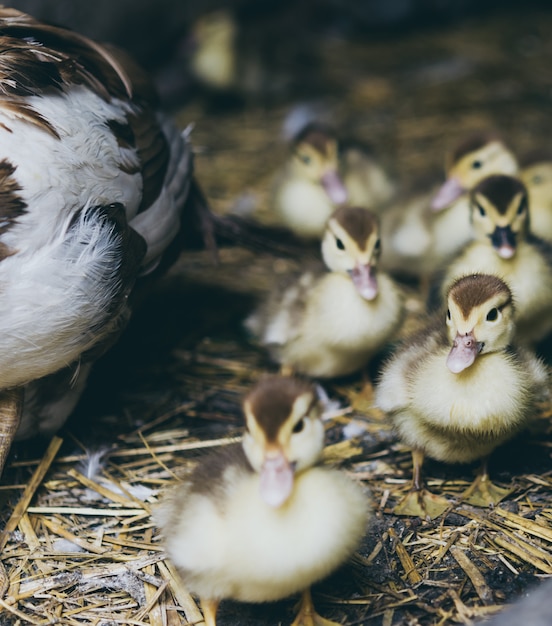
[
  {"x1": 291, "y1": 589, "x2": 342, "y2": 626},
  {"x1": 394, "y1": 489, "x2": 451, "y2": 520},
  {"x1": 461, "y1": 475, "x2": 512, "y2": 507}
]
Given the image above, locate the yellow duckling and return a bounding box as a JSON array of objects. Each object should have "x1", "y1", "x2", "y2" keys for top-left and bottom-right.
[
  {"x1": 375, "y1": 273, "x2": 548, "y2": 518},
  {"x1": 188, "y1": 10, "x2": 237, "y2": 95},
  {"x1": 270, "y1": 123, "x2": 348, "y2": 239},
  {"x1": 339, "y1": 140, "x2": 396, "y2": 211},
  {"x1": 246, "y1": 206, "x2": 405, "y2": 378},
  {"x1": 380, "y1": 133, "x2": 518, "y2": 280},
  {"x1": 157, "y1": 375, "x2": 370, "y2": 626},
  {"x1": 520, "y1": 151, "x2": 552, "y2": 242},
  {"x1": 441, "y1": 174, "x2": 552, "y2": 345}
]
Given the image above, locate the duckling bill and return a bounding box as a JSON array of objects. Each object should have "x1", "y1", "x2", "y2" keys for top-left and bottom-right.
[
  {"x1": 157, "y1": 376, "x2": 370, "y2": 626},
  {"x1": 376, "y1": 273, "x2": 548, "y2": 518}
]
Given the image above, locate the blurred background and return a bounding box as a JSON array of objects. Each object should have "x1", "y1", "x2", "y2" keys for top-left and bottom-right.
[{"x1": 2, "y1": 0, "x2": 552, "y2": 108}]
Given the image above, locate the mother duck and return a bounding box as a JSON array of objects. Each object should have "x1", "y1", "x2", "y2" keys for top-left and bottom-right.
[{"x1": 0, "y1": 7, "x2": 207, "y2": 474}]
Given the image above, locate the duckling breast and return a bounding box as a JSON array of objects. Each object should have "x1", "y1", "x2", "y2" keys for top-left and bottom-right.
[
  {"x1": 395, "y1": 348, "x2": 538, "y2": 463},
  {"x1": 164, "y1": 466, "x2": 369, "y2": 604}
]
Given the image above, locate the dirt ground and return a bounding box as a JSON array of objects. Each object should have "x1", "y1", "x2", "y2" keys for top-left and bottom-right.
[{"x1": 2, "y1": 5, "x2": 552, "y2": 626}]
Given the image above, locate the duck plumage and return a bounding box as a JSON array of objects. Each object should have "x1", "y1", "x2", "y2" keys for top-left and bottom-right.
[
  {"x1": 157, "y1": 375, "x2": 370, "y2": 626},
  {"x1": 246, "y1": 206, "x2": 405, "y2": 378},
  {"x1": 0, "y1": 8, "x2": 207, "y2": 468}
]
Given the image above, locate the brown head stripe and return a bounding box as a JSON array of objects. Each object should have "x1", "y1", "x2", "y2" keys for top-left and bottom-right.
[
  {"x1": 471, "y1": 174, "x2": 527, "y2": 216},
  {"x1": 332, "y1": 206, "x2": 378, "y2": 251},
  {"x1": 244, "y1": 376, "x2": 316, "y2": 441},
  {"x1": 448, "y1": 273, "x2": 513, "y2": 318},
  {"x1": 450, "y1": 131, "x2": 500, "y2": 165},
  {"x1": 293, "y1": 122, "x2": 336, "y2": 156}
]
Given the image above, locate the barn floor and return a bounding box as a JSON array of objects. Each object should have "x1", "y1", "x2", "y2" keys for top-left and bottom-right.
[{"x1": 2, "y1": 6, "x2": 552, "y2": 626}]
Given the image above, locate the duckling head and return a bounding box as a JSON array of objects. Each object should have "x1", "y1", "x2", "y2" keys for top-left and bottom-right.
[
  {"x1": 291, "y1": 123, "x2": 348, "y2": 205},
  {"x1": 445, "y1": 273, "x2": 515, "y2": 373},
  {"x1": 431, "y1": 133, "x2": 518, "y2": 211},
  {"x1": 470, "y1": 174, "x2": 529, "y2": 259},
  {"x1": 242, "y1": 376, "x2": 324, "y2": 508},
  {"x1": 321, "y1": 206, "x2": 381, "y2": 300}
]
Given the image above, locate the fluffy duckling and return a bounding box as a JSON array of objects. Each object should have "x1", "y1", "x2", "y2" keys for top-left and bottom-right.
[
  {"x1": 376, "y1": 273, "x2": 548, "y2": 518},
  {"x1": 246, "y1": 206, "x2": 405, "y2": 378},
  {"x1": 520, "y1": 151, "x2": 552, "y2": 242},
  {"x1": 188, "y1": 10, "x2": 238, "y2": 95},
  {"x1": 339, "y1": 141, "x2": 396, "y2": 210},
  {"x1": 270, "y1": 123, "x2": 348, "y2": 239},
  {"x1": 187, "y1": 9, "x2": 320, "y2": 107},
  {"x1": 157, "y1": 375, "x2": 370, "y2": 626},
  {"x1": 270, "y1": 124, "x2": 394, "y2": 240},
  {"x1": 440, "y1": 174, "x2": 552, "y2": 345},
  {"x1": 380, "y1": 133, "x2": 518, "y2": 280}
]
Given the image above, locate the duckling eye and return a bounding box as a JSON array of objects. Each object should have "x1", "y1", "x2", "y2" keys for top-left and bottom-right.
[
  {"x1": 374, "y1": 238, "x2": 381, "y2": 252},
  {"x1": 486, "y1": 307, "x2": 498, "y2": 321},
  {"x1": 298, "y1": 153, "x2": 311, "y2": 165},
  {"x1": 472, "y1": 160, "x2": 482, "y2": 169},
  {"x1": 475, "y1": 203, "x2": 486, "y2": 217},
  {"x1": 335, "y1": 237, "x2": 345, "y2": 250},
  {"x1": 446, "y1": 308, "x2": 451, "y2": 321},
  {"x1": 532, "y1": 175, "x2": 543, "y2": 185},
  {"x1": 292, "y1": 418, "x2": 305, "y2": 434}
]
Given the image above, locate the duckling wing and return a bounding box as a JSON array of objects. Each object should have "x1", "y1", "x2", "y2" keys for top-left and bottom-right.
[
  {"x1": 375, "y1": 316, "x2": 445, "y2": 413},
  {"x1": 246, "y1": 265, "x2": 322, "y2": 347}
]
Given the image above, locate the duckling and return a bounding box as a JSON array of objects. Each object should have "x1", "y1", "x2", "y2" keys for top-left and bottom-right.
[
  {"x1": 375, "y1": 273, "x2": 548, "y2": 518},
  {"x1": 380, "y1": 133, "x2": 518, "y2": 280},
  {"x1": 246, "y1": 206, "x2": 405, "y2": 378},
  {"x1": 157, "y1": 375, "x2": 370, "y2": 626},
  {"x1": 440, "y1": 174, "x2": 552, "y2": 345},
  {"x1": 188, "y1": 10, "x2": 238, "y2": 95},
  {"x1": 270, "y1": 123, "x2": 396, "y2": 240},
  {"x1": 339, "y1": 141, "x2": 396, "y2": 211},
  {"x1": 270, "y1": 123, "x2": 348, "y2": 239},
  {"x1": 187, "y1": 9, "x2": 320, "y2": 107},
  {"x1": 519, "y1": 151, "x2": 552, "y2": 242}
]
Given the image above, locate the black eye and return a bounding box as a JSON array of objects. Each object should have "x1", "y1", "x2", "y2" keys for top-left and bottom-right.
[
  {"x1": 374, "y1": 238, "x2": 381, "y2": 252},
  {"x1": 486, "y1": 307, "x2": 498, "y2": 321},
  {"x1": 299, "y1": 154, "x2": 311, "y2": 164},
  {"x1": 472, "y1": 160, "x2": 482, "y2": 169},
  {"x1": 293, "y1": 418, "x2": 305, "y2": 434},
  {"x1": 474, "y1": 202, "x2": 486, "y2": 217},
  {"x1": 446, "y1": 309, "x2": 451, "y2": 320},
  {"x1": 335, "y1": 237, "x2": 345, "y2": 250},
  {"x1": 517, "y1": 197, "x2": 528, "y2": 215},
  {"x1": 532, "y1": 175, "x2": 543, "y2": 185}
]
